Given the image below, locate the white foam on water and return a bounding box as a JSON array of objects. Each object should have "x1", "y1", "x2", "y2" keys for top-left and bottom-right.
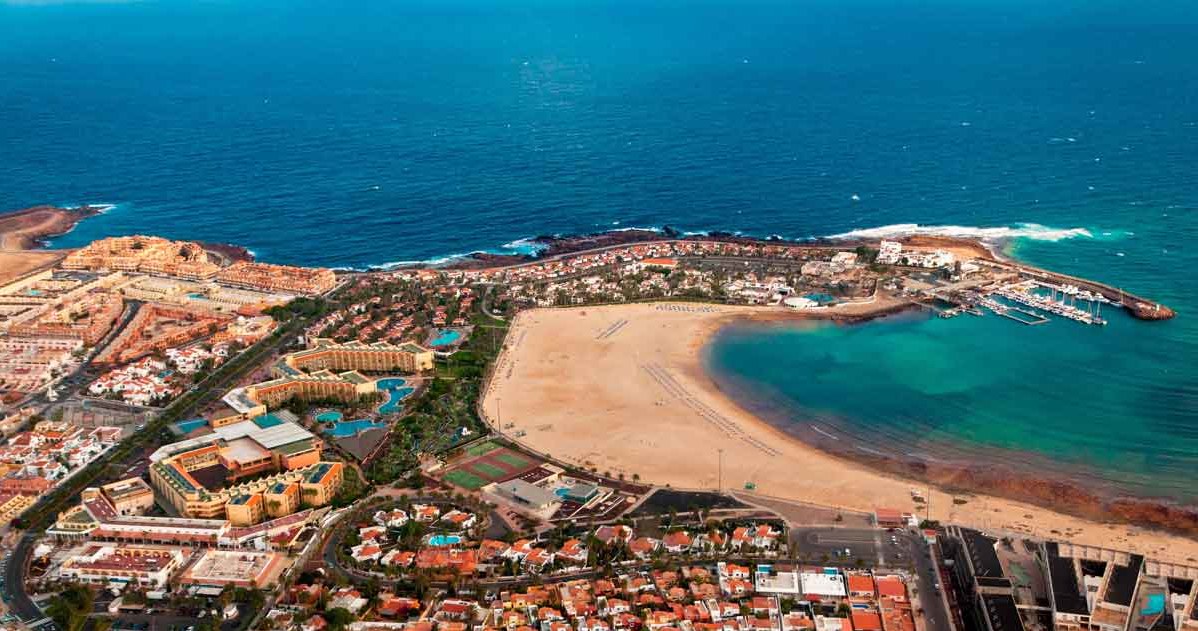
[{"x1": 826, "y1": 222, "x2": 1094, "y2": 243}]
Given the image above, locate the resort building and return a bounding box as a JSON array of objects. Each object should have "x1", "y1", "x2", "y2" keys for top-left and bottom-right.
[
  {"x1": 230, "y1": 338, "x2": 433, "y2": 410},
  {"x1": 176, "y1": 549, "x2": 288, "y2": 588},
  {"x1": 99, "y1": 477, "x2": 156, "y2": 515},
  {"x1": 284, "y1": 339, "x2": 435, "y2": 374},
  {"x1": 57, "y1": 543, "x2": 187, "y2": 589},
  {"x1": 148, "y1": 416, "x2": 342, "y2": 522},
  {"x1": 0, "y1": 492, "x2": 35, "y2": 524},
  {"x1": 63, "y1": 236, "x2": 221, "y2": 280},
  {"x1": 216, "y1": 261, "x2": 337, "y2": 296}
]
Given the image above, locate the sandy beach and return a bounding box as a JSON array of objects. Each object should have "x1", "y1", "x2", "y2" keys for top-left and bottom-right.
[{"x1": 481, "y1": 301, "x2": 1198, "y2": 565}]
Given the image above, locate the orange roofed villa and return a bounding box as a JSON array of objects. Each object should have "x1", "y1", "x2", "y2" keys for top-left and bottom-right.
[
  {"x1": 62, "y1": 235, "x2": 336, "y2": 295},
  {"x1": 148, "y1": 414, "x2": 343, "y2": 525}
]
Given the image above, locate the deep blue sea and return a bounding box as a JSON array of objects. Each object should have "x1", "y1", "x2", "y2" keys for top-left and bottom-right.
[{"x1": 3, "y1": 0, "x2": 1196, "y2": 502}]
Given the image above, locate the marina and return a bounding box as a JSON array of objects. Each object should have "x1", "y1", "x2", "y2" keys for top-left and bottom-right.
[{"x1": 929, "y1": 277, "x2": 1115, "y2": 327}]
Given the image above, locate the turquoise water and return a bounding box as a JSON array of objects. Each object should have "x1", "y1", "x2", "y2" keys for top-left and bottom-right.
[
  {"x1": 430, "y1": 329, "x2": 463, "y2": 347},
  {"x1": 174, "y1": 418, "x2": 208, "y2": 434},
  {"x1": 315, "y1": 411, "x2": 343, "y2": 423},
  {"x1": 377, "y1": 378, "x2": 415, "y2": 414},
  {"x1": 707, "y1": 264, "x2": 1198, "y2": 503},
  {"x1": 327, "y1": 418, "x2": 387, "y2": 438},
  {"x1": 3, "y1": 0, "x2": 1197, "y2": 503},
  {"x1": 804, "y1": 293, "x2": 836, "y2": 305},
  {"x1": 427, "y1": 534, "x2": 462, "y2": 546},
  {"x1": 253, "y1": 413, "x2": 285, "y2": 429}
]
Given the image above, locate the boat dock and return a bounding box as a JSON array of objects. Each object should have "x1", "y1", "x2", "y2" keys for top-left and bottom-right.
[
  {"x1": 976, "y1": 296, "x2": 1049, "y2": 325},
  {"x1": 994, "y1": 281, "x2": 1107, "y2": 326}
]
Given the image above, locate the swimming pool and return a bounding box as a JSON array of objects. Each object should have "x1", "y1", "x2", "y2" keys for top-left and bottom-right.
[
  {"x1": 174, "y1": 418, "x2": 208, "y2": 434},
  {"x1": 427, "y1": 534, "x2": 462, "y2": 547},
  {"x1": 429, "y1": 329, "x2": 462, "y2": 347},
  {"x1": 326, "y1": 419, "x2": 387, "y2": 438},
  {"x1": 253, "y1": 413, "x2": 285, "y2": 428},
  {"x1": 804, "y1": 293, "x2": 836, "y2": 305},
  {"x1": 315, "y1": 411, "x2": 343, "y2": 423},
  {"x1": 377, "y1": 378, "x2": 415, "y2": 414}
]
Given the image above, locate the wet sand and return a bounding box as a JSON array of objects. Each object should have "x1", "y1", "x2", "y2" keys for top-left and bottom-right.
[{"x1": 481, "y1": 301, "x2": 1198, "y2": 565}]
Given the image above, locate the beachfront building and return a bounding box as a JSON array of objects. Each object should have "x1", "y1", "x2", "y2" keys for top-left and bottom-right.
[
  {"x1": 217, "y1": 260, "x2": 337, "y2": 295},
  {"x1": 63, "y1": 236, "x2": 221, "y2": 280},
  {"x1": 148, "y1": 416, "x2": 342, "y2": 522},
  {"x1": 943, "y1": 527, "x2": 1026, "y2": 631}
]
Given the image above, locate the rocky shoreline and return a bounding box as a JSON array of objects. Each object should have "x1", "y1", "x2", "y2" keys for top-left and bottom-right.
[{"x1": 0, "y1": 204, "x2": 103, "y2": 250}]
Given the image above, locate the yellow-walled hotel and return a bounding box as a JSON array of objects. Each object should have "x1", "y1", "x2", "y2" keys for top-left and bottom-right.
[
  {"x1": 149, "y1": 415, "x2": 342, "y2": 525},
  {"x1": 220, "y1": 338, "x2": 434, "y2": 416}
]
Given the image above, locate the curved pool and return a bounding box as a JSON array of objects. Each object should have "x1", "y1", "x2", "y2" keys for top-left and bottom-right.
[
  {"x1": 377, "y1": 378, "x2": 415, "y2": 414},
  {"x1": 327, "y1": 418, "x2": 386, "y2": 438},
  {"x1": 430, "y1": 329, "x2": 463, "y2": 347},
  {"x1": 427, "y1": 534, "x2": 462, "y2": 546},
  {"x1": 315, "y1": 411, "x2": 343, "y2": 423}
]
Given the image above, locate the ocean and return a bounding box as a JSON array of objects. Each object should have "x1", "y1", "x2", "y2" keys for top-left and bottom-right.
[{"x1": 2, "y1": 0, "x2": 1196, "y2": 502}]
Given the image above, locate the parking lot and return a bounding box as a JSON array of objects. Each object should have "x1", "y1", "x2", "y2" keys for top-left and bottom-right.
[{"x1": 791, "y1": 526, "x2": 919, "y2": 568}]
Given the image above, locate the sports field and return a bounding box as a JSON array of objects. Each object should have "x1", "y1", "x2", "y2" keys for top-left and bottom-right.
[{"x1": 441, "y1": 441, "x2": 543, "y2": 490}]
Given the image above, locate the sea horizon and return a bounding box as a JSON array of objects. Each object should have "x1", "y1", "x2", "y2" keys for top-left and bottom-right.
[{"x1": 3, "y1": 0, "x2": 1195, "y2": 508}]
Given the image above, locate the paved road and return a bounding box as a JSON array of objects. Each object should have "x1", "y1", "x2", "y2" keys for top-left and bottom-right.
[
  {"x1": 3, "y1": 319, "x2": 308, "y2": 624},
  {"x1": 2, "y1": 533, "x2": 43, "y2": 623},
  {"x1": 905, "y1": 534, "x2": 953, "y2": 631}
]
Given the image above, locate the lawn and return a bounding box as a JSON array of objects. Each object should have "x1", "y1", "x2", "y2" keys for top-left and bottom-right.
[{"x1": 444, "y1": 469, "x2": 487, "y2": 490}]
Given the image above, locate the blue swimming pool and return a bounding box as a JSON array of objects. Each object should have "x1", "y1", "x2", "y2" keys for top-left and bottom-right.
[
  {"x1": 326, "y1": 418, "x2": 386, "y2": 438},
  {"x1": 315, "y1": 411, "x2": 343, "y2": 423},
  {"x1": 174, "y1": 418, "x2": 208, "y2": 434},
  {"x1": 804, "y1": 293, "x2": 837, "y2": 305},
  {"x1": 430, "y1": 329, "x2": 462, "y2": 347},
  {"x1": 427, "y1": 534, "x2": 462, "y2": 547},
  {"x1": 377, "y1": 378, "x2": 414, "y2": 414},
  {"x1": 253, "y1": 413, "x2": 285, "y2": 428}
]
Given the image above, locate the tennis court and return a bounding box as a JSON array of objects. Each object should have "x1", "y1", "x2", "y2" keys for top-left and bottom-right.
[
  {"x1": 497, "y1": 452, "x2": 533, "y2": 468},
  {"x1": 444, "y1": 470, "x2": 488, "y2": 490},
  {"x1": 464, "y1": 440, "x2": 503, "y2": 457}
]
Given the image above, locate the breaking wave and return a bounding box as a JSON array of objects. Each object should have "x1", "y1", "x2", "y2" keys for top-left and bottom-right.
[{"x1": 825, "y1": 222, "x2": 1094, "y2": 242}]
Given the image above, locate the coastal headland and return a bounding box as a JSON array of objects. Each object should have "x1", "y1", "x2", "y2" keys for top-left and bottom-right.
[
  {"x1": 0, "y1": 205, "x2": 256, "y2": 285},
  {"x1": 481, "y1": 301, "x2": 1198, "y2": 564},
  {"x1": 0, "y1": 205, "x2": 102, "y2": 284}
]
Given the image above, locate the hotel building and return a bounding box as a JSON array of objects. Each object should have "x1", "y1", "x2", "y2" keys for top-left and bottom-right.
[
  {"x1": 217, "y1": 261, "x2": 337, "y2": 296},
  {"x1": 148, "y1": 416, "x2": 342, "y2": 523},
  {"x1": 63, "y1": 236, "x2": 221, "y2": 281},
  {"x1": 224, "y1": 338, "x2": 434, "y2": 412},
  {"x1": 99, "y1": 477, "x2": 155, "y2": 515}
]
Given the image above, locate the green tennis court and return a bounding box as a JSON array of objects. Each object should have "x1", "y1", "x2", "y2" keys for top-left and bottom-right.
[
  {"x1": 496, "y1": 452, "x2": 532, "y2": 468},
  {"x1": 464, "y1": 440, "x2": 502, "y2": 457},
  {"x1": 469, "y1": 462, "x2": 508, "y2": 479},
  {"x1": 444, "y1": 470, "x2": 487, "y2": 490}
]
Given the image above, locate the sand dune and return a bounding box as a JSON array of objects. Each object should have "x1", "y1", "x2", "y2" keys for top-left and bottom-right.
[{"x1": 481, "y1": 302, "x2": 1198, "y2": 565}]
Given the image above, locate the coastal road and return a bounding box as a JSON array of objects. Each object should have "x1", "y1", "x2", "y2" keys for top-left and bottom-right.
[{"x1": 904, "y1": 533, "x2": 953, "y2": 631}]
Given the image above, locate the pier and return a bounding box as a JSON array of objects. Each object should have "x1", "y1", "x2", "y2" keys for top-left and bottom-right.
[
  {"x1": 991, "y1": 281, "x2": 1106, "y2": 325},
  {"x1": 976, "y1": 296, "x2": 1049, "y2": 325}
]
